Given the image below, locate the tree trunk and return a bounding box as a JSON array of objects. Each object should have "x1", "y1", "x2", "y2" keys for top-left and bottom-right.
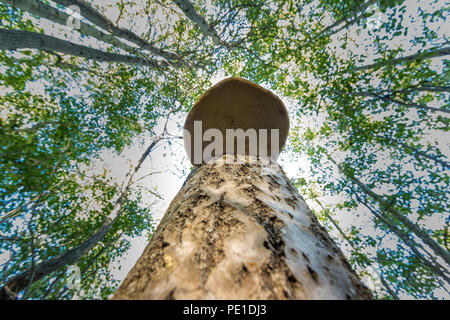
[
  {"x1": 353, "y1": 189, "x2": 450, "y2": 285},
  {"x1": 320, "y1": 0, "x2": 377, "y2": 34},
  {"x1": 52, "y1": 0, "x2": 181, "y2": 63},
  {"x1": 354, "y1": 46, "x2": 450, "y2": 71},
  {"x1": 113, "y1": 156, "x2": 373, "y2": 299},
  {"x1": 376, "y1": 136, "x2": 450, "y2": 169},
  {"x1": 0, "y1": 139, "x2": 160, "y2": 299},
  {"x1": 318, "y1": 0, "x2": 378, "y2": 38},
  {"x1": 329, "y1": 156, "x2": 450, "y2": 266},
  {"x1": 0, "y1": 29, "x2": 160, "y2": 68},
  {"x1": 312, "y1": 196, "x2": 399, "y2": 299},
  {"x1": 331, "y1": 89, "x2": 450, "y2": 114},
  {"x1": 0, "y1": 216, "x2": 118, "y2": 300},
  {"x1": 172, "y1": 0, "x2": 222, "y2": 45}
]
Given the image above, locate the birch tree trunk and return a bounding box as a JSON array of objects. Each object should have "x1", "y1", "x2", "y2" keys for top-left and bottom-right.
[
  {"x1": 0, "y1": 139, "x2": 161, "y2": 300},
  {"x1": 331, "y1": 89, "x2": 450, "y2": 114},
  {"x1": 52, "y1": 0, "x2": 181, "y2": 62},
  {"x1": 329, "y1": 156, "x2": 450, "y2": 266},
  {"x1": 1, "y1": 0, "x2": 142, "y2": 56},
  {"x1": 172, "y1": 0, "x2": 222, "y2": 45},
  {"x1": 354, "y1": 46, "x2": 450, "y2": 71},
  {"x1": 113, "y1": 156, "x2": 373, "y2": 299},
  {"x1": 0, "y1": 29, "x2": 160, "y2": 68},
  {"x1": 318, "y1": 0, "x2": 377, "y2": 37}
]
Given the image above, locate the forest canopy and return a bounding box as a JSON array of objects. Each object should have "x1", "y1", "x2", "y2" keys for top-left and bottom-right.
[{"x1": 0, "y1": 0, "x2": 448, "y2": 299}]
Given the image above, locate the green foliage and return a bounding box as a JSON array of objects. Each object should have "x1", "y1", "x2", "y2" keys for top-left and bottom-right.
[{"x1": 0, "y1": 0, "x2": 448, "y2": 300}]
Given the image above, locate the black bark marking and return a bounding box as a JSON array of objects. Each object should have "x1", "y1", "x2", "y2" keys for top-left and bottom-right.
[
  {"x1": 307, "y1": 265, "x2": 319, "y2": 283},
  {"x1": 285, "y1": 197, "x2": 297, "y2": 209},
  {"x1": 302, "y1": 252, "x2": 310, "y2": 263},
  {"x1": 164, "y1": 288, "x2": 176, "y2": 300},
  {"x1": 161, "y1": 241, "x2": 170, "y2": 248}
]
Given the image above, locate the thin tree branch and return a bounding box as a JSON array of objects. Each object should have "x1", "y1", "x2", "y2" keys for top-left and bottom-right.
[
  {"x1": 52, "y1": 0, "x2": 184, "y2": 64},
  {"x1": 354, "y1": 46, "x2": 450, "y2": 71}
]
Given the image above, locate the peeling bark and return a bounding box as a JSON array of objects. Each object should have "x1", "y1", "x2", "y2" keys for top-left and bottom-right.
[{"x1": 113, "y1": 155, "x2": 373, "y2": 300}]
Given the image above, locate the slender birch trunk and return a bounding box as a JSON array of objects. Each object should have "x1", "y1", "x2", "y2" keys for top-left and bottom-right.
[
  {"x1": 354, "y1": 46, "x2": 450, "y2": 71},
  {"x1": 0, "y1": 29, "x2": 160, "y2": 68},
  {"x1": 330, "y1": 89, "x2": 450, "y2": 114},
  {"x1": 52, "y1": 0, "x2": 181, "y2": 62},
  {"x1": 318, "y1": 0, "x2": 377, "y2": 37},
  {"x1": 376, "y1": 137, "x2": 450, "y2": 169},
  {"x1": 0, "y1": 215, "x2": 117, "y2": 299},
  {"x1": 311, "y1": 196, "x2": 400, "y2": 298},
  {"x1": 113, "y1": 156, "x2": 373, "y2": 299},
  {"x1": 1, "y1": 0, "x2": 142, "y2": 57},
  {"x1": 329, "y1": 156, "x2": 450, "y2": 266},
  {"x1": 0, "y1": 139, "x2": 161, "y2": 299},
  {"x1": 172, "y1": 0, "x2": 222, "y2": 45},
  {"x1": 352, "y1": 189, "x2": 450, "y2": 285}
]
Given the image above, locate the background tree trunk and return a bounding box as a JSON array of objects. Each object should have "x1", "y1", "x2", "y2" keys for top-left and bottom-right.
[
  {"x1": 172, "y1": 0, "x2": 222, "y2": 45},
  {"x1": 52, "y1": 0, "x2": 181, "y2": 61},
  {"x1": 0, "y1": 138, "x2": 161, "y2": 300},
  {"x1": 0, "y1": 29, "x2": 161, "y2": 68},
  {"x1": 113, "y1": 156, "x2": 373, "y2": 299}
]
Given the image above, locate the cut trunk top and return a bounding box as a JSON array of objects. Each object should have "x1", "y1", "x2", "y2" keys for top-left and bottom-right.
[{"x1": 183, "y1": 77, "x2": 289, "y2": 164}]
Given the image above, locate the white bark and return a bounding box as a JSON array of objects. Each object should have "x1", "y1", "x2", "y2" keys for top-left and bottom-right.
[
  {"x1": 354, "y1": 46, "x2": 450, "y2": 71},
  {"x1": 0, "y1": 139, "x2": 161, "y2": 299},
  {"x1": 331, "y1": 89, "x2": 450, "y2": 114},
  {"x1": 329, "y1": 156, "x2": 450, "y2": 267},
  {"x1": 113, "y1": 155, "x2": 373, "y2": 299},
  {"x1": 0, "y1": 29, "x2": 161, "y2": 68},
  {"x1": 1, "y1": 0, "x2": 143, "y2": 57},
  {"x1": 172, "y1": 0, "x2": 222, "y2": 45}
]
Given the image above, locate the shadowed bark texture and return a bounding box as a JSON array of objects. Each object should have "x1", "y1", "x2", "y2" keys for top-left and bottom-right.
[{"x1": 113, "y1": 155, "x2": 373, "y2": 300}]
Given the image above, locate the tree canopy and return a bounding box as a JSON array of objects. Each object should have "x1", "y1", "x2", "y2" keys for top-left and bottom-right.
[{"x1": 0, "y1": 0, "x2": 448, "y2": 299}]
